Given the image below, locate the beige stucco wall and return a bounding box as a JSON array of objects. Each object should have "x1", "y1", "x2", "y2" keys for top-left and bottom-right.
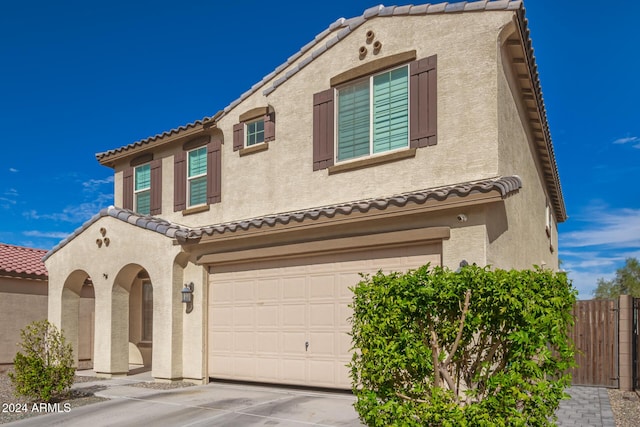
[
  {"x1": 0, "y1": 278, "x2": 48, "y2": 365},
  {"x1": 487, "y1": 29, "x2": 559, "y2": 271},
  {"x1": 111, "y1": 12, "x2": 515, "y2": 229}
]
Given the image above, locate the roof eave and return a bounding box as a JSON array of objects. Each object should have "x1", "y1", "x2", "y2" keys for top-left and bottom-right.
[{"x1": 513, "y1": 7, "x2": 567, "y2": 222}]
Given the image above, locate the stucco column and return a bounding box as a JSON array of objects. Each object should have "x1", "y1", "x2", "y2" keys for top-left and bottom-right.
[
  {"x1": 93, "y1": 281, "x2": 128, "y2": 377},
  {"x1": 618, "y1": 295, "x2": 634, "y2": 391},
  {"x1": 151, "y1": 264, "x2": 184, "y2": 381},
  {"x1": 181, "y1": 262, "x2": 208, "y2": 383},
  {"x1": 46, "y1": 268, "x2": 82, "y2": 368}
]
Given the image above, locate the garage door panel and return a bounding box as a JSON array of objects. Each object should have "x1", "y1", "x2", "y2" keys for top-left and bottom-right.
[
  {"x1": 234, "y1": 332, "x2": 255, "y2": 352},
  {"x1": 339, "y1": 272, "x2": 364, "y2": 292},
  {"x1": 256, "y1": 332, "x2": 279, "y2": 353},
  {"x1": 309, "y1": 275, "x2": 336, "y2": 298},
  {"x1": 234, "y1": 280, "x2": 255, "y2": 302},
  {"x1": 256, "y1": 358, "x2": 279, "y2": 380},
  {"x1": 209, "y1": 242, "x2": 442, "y2": 389},
  {"x1": 256, "y1": 305, "x2": 278, "y2": 327},
  {"x1": 211, "y1": 282, "x2": 234, "y2": 300},
  {"x1": 281, "y1": 359, "x2": 306, "y2": 382},
  {"x1": 257, "y1": 278, "x2": 280, "y2": 301},
  {"x1": 210, "y1": 307, "x2": 234, "y2": 326},
  {"x1": 282, "y1": 277, "x2": 306, "y2": 300},
  {"x1": 308, "y1": 332, "x2": 334, "y2": 355},
  {"x1": 233, "y1": 357, "x2": 255, "y2": 378},
  {"x1": 233, "y1": 307, "x2": 255, "y2": 327},
  {"x1": 339, "y1": 331, "x2": 352, "y2": 354},
  {"x1": 309, "y1": 303, "x2": 335, "y2": 327},
  {"x1": 309, "y1": 360, "x2": 335, "y2": 385},
  {"x1": 209, "y1": 356, "x2": 232, "y2": 376},
  {"x1": 210, "y1": 332, "x2": 233, "y2": 351},
  {"x1": 282, "y1": 304, "x2": 306, "y2": 327},
  {"x1": 339, "y1": 304, "x2": 353, "y2": 329},
  {"x1": 282, "y1": 332, "x2": 306, "y2": 354}
]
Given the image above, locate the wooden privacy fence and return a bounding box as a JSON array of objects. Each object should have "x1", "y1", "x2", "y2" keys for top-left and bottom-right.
[
  {"x1": 569, "y1": 299, "x2": 618, "y2": 388},
  {"x1": 567, "y1": 296, "x2": 636, "y2": 390}
]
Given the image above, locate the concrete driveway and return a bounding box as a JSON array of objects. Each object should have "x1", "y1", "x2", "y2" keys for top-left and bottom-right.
[{"x1": 6, "y1": 373, "x2": 364, "y2": 427}]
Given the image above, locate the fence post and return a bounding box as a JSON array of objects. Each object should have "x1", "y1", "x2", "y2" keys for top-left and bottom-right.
[{"x1": 619, "y1": 295, "x2": 633, "y2": 391}]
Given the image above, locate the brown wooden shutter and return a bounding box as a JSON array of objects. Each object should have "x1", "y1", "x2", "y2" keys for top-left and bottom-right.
[
  {"x1": 207, "y1": 139, "x2": 222, "y2": 204},
  {"x1": 173, "y1": 151, "x2": 187, "y2": 212},
  {"x1": 233, "y1": 123, "x2": 244, "y2": 151},
  {"x1": 312, "y1": 88, "x2": 335, "y2": 171},
  {"x1": 264, "y1": 112, "x2": 275, "y2": 142},
  {"x1": 150, "y1": 159, "x2": 162, "y2": 215},
  {"x1": 122, "y1": 167, "x2": 134, "y2": 210},
  {"x1": 410, "y1": 54, "x2": 437, "y2": 148}
]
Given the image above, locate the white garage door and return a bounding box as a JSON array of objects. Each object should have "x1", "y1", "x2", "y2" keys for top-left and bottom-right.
[{"x1": 208, "y1": 243, "x2": 441, "y2": 389}]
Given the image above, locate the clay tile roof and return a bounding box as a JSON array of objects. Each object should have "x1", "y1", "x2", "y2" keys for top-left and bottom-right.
[
  {"x1": 191, "y1": 175, "x2": 522, "y2": 238},
  {"x1": 43, "y1": 175, "x2": 522, "y2": 261},
  {"x1": 42, "y1": 206, "x2": 192, "y2": 262},
  {"x1": 0, "y1": 243, "x2": 48, "y2": 279}
]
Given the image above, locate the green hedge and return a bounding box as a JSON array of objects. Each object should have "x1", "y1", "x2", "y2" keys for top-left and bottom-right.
[
  {"x1": 9, "y1": 320, "x2": 75, "y2": 402},
  {"x1": 349, "y1": 264, "x2": 576, "y2": 426}
]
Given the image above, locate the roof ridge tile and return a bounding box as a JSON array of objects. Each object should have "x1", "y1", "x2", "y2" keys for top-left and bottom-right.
[
  {"x1": 445, "y1": 2, "x2": 467, "y2": 13},
  {"x1": 363, "y1": 4, "x2": 385, "y2": 19},
  {"x1": 427, "y1": 3, "x2": 448, "y2": 13}
]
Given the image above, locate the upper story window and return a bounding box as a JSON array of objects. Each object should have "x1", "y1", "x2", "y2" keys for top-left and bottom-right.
[
  {"x1": 246, "y1": 118, "x2": 265, "y2": 147},
  {"x1": 122, "y1": 155, "x2": 162, "y2": 215},
  {"x1": 187, "y1": 146, "x2": 207, "y2": 207},
  {"x1": 337, "y1": 65, "x2": 409, "y2": 162},
  {"x1": 233, "y1": 107, "x2": 275, "y2": 155},
  {"x1": 174, "y1": 134, "x2": 222, "y2": 214},
  {"x1": 312, "y1": 51, "x2": 436, "y2": 172},
  {"x1": 134, "y1": 163, "x2": 151, "y2": 215}
]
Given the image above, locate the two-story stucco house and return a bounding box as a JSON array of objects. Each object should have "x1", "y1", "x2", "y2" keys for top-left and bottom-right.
[{"x1": 44, "y1": 0, "x2": 565, "y2": 389}]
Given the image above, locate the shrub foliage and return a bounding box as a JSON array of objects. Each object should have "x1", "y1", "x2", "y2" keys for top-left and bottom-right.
[
  {"x1": 350, "y1": 264, "x2": 576, "y2": 426},
  {"x1": 9, "y1": 320, "x2": 75, "y2": 402}
]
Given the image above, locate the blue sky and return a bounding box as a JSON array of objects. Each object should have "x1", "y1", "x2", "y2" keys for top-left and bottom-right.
[{"x1": 0, "y1": 1, "x2": 638, "y2": 298}]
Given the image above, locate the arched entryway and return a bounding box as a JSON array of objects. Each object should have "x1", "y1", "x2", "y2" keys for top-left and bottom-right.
[
  {"x1": 61, "y1": 270, "x2": 95, "y2": 369},
  {"x1": 128, "y1": 270, "x2": 153, "y2": 370},
  {"x1": 110, "y1": 264, "x2": 154, "y2": 374}
]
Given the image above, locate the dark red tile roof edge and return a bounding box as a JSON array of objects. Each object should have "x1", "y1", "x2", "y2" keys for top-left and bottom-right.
[{"x1": 0, "y1": 243, "x2": 48, "y2": 279}]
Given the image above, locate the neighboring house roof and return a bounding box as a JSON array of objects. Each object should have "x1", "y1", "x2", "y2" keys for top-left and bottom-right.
[
  {"x1": 43, "y1": 175, "x2": 522, "y2": 261},
  {"x1": 92, "y1": 1, "x2": 565, "y2": 223},
  {"x1": 0, "y1": 243, "x2": 48, "y2": 280}
]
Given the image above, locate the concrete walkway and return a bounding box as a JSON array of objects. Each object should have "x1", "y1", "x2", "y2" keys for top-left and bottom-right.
[
  {"x1": 5, "y1": 371, "x2": 616, "y2": 426},
  {"x1": 556, "y1": 386, "x2": 616, "y2": 426},
  {"x1": 7, "y1": 370, "x2": 364, "y2": 426}
]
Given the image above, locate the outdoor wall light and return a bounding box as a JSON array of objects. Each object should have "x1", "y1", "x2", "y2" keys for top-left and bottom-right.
[{"x1": 181, "y1": 282, "x2": 194, "y2": 314}]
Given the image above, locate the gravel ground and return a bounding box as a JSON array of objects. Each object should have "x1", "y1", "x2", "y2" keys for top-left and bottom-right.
[
  {"x1": 608, "y1": 389, "x2": 640, "y2": 427},
  {"x1": 0, "y1": 372, "x2": 107, "y2": 424},
  {"x1": 0, "y1": 370, "x2": 193, "y2": 424}
]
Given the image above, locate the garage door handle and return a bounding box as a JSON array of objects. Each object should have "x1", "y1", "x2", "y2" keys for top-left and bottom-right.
[{"x1": 305, "y1": 341, "x2": 309, "y2": 352}]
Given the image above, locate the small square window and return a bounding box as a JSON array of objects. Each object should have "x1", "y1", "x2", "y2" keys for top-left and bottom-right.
[{"x1": 246, "y1": 119, "x2": 265, "y2": 147}]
